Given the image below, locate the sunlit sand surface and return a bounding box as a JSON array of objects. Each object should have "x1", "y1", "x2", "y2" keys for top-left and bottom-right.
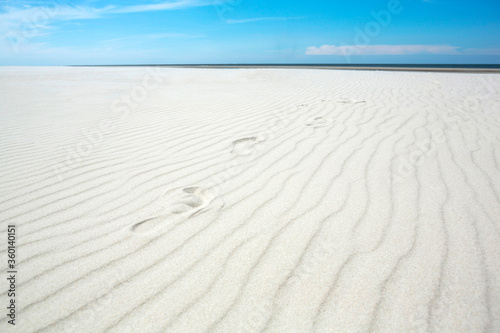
[{"x1": 0, "y1": 67, "x2": 499, "y2": 332}]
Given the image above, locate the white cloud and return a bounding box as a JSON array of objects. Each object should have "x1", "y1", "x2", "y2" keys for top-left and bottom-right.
[
  {"x1": 462, "y1": 48, "x2": 500, "y2": 56},
  {"x1": 305, "y1": 44, "x2": 462, "y2": 56}
]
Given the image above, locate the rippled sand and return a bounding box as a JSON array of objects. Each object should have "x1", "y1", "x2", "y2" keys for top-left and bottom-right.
[{"x1": 0, "y1": 67, "x2": 499, "y2": 332}]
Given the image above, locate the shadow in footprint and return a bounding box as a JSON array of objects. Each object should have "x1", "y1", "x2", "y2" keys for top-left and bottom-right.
[
  {"x1": 231, "y1": 137, "x2": 260, "y2": 156},
  {"x1": 131, "y1": 186, "x2": 223, "y2": 235},
  {"x1": 336, "y1": 98, "x2": 366, "y2": 104},
  {"x1": 306, "y1": 116, "x2": 333, "y2": 129}
]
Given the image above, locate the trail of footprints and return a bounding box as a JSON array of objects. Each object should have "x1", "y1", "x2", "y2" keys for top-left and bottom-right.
[
  {"x1": 131, "y1": 136, "x2": 263, "y2": 234},
  {"x1": 130, "y1": 135, "x2": 262, "y2": 234},
  {"x1": 131, "y1": 97, "x2": 363, "y2": 234}
]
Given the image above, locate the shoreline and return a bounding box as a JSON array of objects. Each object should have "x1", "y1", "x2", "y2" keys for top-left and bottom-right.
[{"x1": 70, "y1": 64, "x2": 500, "y2": 73}]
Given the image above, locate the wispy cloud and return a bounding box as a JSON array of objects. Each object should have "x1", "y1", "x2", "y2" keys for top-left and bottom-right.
[
  {"x1": 101, "y1": 32, "x2": 204, "y2": 44},
  {"x1": 0, "y1": 1, "x2": 211, "y2": 53},
  {"x1": 108, "y1": 0, "x2": 211, "y2": 14},
  {"x1": 0, "y1": 0, "x2": 212, "y2": 22},
  {"x1": 305, "y1": 44, "x2": 500, "y2": 56},
  {"x1": 305, "y1": 44, "x2": 462, "y2": 56},
  {"x1": 0, "y1": 39, "x2": 172, "y2": 65},
  {"x1": 225, "y1": 16, "x2": 304, "y2": 24},
  {"x1": 0, "y1": 5, "x2": 104, "y2": 24}
]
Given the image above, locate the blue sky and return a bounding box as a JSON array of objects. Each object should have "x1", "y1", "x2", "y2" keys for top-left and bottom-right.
[{"x1": 1, "y1": 0, "x2": 499, "y2": 65}]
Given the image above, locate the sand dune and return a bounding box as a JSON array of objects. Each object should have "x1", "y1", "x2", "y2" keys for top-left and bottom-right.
[{"x1": 0, "y1": 67, "x2": 499, "y2": 332}]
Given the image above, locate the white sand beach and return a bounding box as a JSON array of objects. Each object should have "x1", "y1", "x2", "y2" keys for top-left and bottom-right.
[{"x1": 0, "y1": 67, "x2": 499, "y2": 332}]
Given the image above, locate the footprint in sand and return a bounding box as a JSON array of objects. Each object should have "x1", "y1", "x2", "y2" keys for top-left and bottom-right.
[
  {"x1": 131, "y1": 186, "x2": 223, "y2": 234},
  {"x1": 306, "y1": 116, "x2": 334, "y2": 129},
  {"x1": 231, "y1": 137, "x2": 262, "y2": 156},
  {"x1": 296, "y1": 104, "x2": 309, "y2": 109},
  {"x1": 336, "y1": 98, "x2": 366, "y2": 104}
]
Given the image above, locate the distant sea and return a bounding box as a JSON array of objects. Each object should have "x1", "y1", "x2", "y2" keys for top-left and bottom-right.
[
  {"x1": 74, "y1": 63, "x2": 500, "y2": 72},
  {"x1": 173, "y1": 64, "x2": 500, "y2": 69},
  {"x1": 79, "y1": 64, "x2": 499, "y2": 68}
]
